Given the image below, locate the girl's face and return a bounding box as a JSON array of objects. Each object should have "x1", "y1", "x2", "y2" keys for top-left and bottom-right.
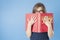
[{"x1": 35, "y1": 7, "x2": 44, "y2": 13}]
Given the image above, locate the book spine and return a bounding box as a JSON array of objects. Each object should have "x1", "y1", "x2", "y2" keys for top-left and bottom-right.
[{"x1": 38, "y1": 14, "x2": 40, "y2": 32}]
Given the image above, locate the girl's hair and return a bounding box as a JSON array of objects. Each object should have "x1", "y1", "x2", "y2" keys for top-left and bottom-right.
[{"x1": 32, "y1": 2, "x2": 46, "y2": 13}]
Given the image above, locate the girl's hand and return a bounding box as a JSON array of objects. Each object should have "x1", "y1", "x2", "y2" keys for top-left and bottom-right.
[
  {"x1": 43, "y1": 16, "x2": 52, "y2": 27},
  {"x1": 27, "y1": 16, "x2": 36, "y2": 27}
]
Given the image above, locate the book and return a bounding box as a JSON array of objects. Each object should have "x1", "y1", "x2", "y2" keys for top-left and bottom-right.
[{"x1": 26, "y1": 13, "x2": 53, "y2": 33}]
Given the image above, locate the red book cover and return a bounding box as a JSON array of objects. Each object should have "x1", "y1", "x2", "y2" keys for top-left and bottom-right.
[{"x1": 26, "y1": 13, "x2": 53, "y2": 33}]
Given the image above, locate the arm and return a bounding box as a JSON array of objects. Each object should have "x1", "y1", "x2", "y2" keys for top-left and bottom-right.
[
  {"x1": 26, "y1": 16, "x2": 35, "y2": 38},
  {"x1": 43, "y1": 16, "x2": 54, "y2": 38},
  {"x1": 26, "y1": 24, "x2": 32, "y2": 38},
  {"x1": 48, "y1": 23, "x2": 54, "y2": 38}
]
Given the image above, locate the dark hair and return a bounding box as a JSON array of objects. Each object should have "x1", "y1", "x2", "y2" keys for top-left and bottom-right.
[{"x1": 32, "y1": 2, "x2": 46, "y2": 13}]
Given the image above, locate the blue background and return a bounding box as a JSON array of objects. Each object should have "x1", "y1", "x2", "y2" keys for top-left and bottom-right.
[{"x1": 0, "y1": 0, "x2": 60, "y2": 40}]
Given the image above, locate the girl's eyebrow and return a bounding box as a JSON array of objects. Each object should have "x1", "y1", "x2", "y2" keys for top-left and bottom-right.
[{"x1": 36, "y1": 10, "x2": 44, "y2": 12}]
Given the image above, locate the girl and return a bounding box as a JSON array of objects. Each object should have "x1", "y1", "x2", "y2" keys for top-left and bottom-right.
[{"x1": 26, "y1": 2, "x2": 54, "y2": 40}]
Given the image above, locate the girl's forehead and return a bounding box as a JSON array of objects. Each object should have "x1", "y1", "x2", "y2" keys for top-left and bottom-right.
[{"x1": 36, "y1": 7, "x2": 43, "y2": 11}]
